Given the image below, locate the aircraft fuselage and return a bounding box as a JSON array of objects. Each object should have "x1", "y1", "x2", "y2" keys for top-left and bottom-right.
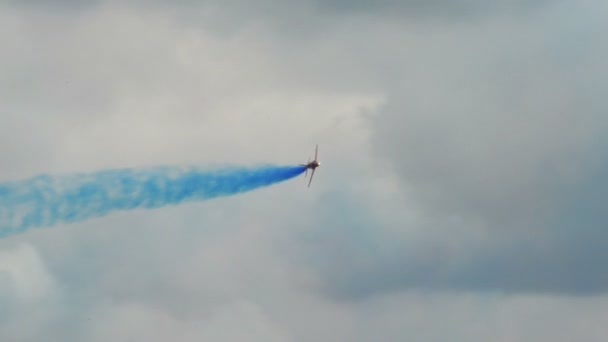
[{"x1": 302, "y1": 161, "x2": 320, "y2": 169}]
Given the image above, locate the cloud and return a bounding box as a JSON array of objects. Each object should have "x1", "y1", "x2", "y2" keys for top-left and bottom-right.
[
  {"x1": 0, "y1": 244, "x2": 56, "y2": 301},
  {"x1": 309, "y1": 0, "x2": 555, "y2": 19},
  {"x1": 350, "y1": 0, "x2": 608, "y2": 296},
  {"x1": 82, "y1": 300, "x2": 290, "y2": 342},
  {"x1": 0, "y1": 244, "x2": 67, "y2": 341},
  {"x1": 7, "y1": 0, "x2": 556, "y2": 17},
  {"x1": 1, "y1": 0, "x2": 608, "y2": 340}
]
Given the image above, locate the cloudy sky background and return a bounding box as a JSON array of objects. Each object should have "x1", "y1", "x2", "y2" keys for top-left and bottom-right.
[{"x1": 1, "y1": 0, "x2": 608, "y2": 340}]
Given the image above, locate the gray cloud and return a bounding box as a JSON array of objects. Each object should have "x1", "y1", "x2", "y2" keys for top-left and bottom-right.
[
  {"x1": 337, "y1": 0, "x2": 608, "y2": 297},
  {"x1": 311, "y1": 0, "x2": 555, "y2": 19},
  {"x1": 8, "y1": 0, "x2": 555, "y2": 14},
  {"x1": 1, "y1": 0, "x2": 608, "y2": 340},
  {"x1": 3, "y1": 0, "x2": 560, "y2": 42}
]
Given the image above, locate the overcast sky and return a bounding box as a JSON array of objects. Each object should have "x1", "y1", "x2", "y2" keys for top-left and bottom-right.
[{"x1": 1, "y1": 0, "x2": 608, "y2": 341}]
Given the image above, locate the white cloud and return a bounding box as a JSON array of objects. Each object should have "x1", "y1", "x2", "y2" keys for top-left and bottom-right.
[
  {"x1": 83, "y1": 300, "x2": 291, "y2": 342},
  {"x1": 0, "y1": 243, "x2": 56, "y2": 301}
]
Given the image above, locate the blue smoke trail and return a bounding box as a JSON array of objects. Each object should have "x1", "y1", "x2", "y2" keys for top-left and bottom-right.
[{"x1": 0, "y1": 165, "x2": 305, "y2": 238}]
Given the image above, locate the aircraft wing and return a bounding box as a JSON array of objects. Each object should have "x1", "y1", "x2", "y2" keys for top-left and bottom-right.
[{"x1": 308, "y1": 168, "x2": 315, "y2": 187}]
